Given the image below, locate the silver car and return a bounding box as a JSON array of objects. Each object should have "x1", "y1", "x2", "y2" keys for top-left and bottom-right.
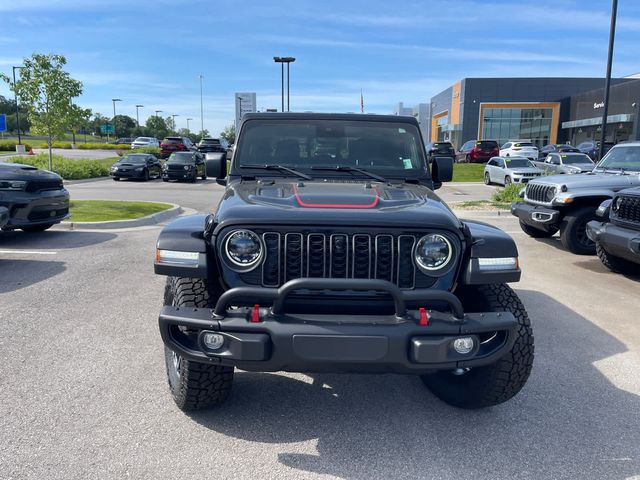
[
  {"x1": 484, "y1": 156, "x2": 544, "y2": 186},
  {"x1": 131, "y1": 137, "x2": 160, "y2": 149},
  {"x1": 532, "y1": 152, "x2": 595, "y2": 174}
]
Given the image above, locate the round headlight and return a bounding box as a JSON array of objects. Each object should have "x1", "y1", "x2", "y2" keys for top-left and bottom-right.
[
  {"x1": 415, "y1": 234, "x2": 452, "y2": 272},
  {"x1": 224, "y1": 230, "x2": 263, "y2": 269}
]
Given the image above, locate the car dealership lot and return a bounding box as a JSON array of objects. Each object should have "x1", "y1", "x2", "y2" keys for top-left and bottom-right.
[{"x1": 1, "y1": 181, "x2": 639, "y2": 480}]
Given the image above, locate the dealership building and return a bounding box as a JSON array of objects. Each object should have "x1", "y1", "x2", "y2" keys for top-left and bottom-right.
[{"x1": 422, "y1": 77, "x2": 639, "y2": 149}]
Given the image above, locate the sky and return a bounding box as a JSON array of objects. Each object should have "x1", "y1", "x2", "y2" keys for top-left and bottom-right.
[{"x1": 0, "y1": 0, "x2": 639, "y2": 136}]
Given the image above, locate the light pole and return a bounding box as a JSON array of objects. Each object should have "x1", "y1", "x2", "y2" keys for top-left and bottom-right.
[
  {"x1": 155, "y1": 110, "x2": 163, "y2": 118},
  {"x1": 12, "y1": 66, "x2": 25, "y2": 145},
  {"x1": 112, "y1": 98, "x2": 122, "y2": 138},
  {"x1": 172, "y1": 114, "x2": 179, "y2": 132},
  {"x1": 186, "y1": 117, "x2": 193, "y2": 132},
  {"x1": 135, "y1": 104, "x2": 144, "y2": 127},
  {"x1": 599, "y1": 0, "x2": 618, "y2": 160},
  {"x1": 199, "y1": 74, "x2": 204, "y2": 137},
  {"x1": 273, "y1": 57, "x2": 295, "y2": 112}
]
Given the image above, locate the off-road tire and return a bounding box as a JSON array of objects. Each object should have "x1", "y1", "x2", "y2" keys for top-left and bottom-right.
[
  {"x1": 21, "y1": 223, "x2": 54, "y2": 233},
  {"x1": 596, "y1": 241, "x2": 638, "y2": 274},
  {"x1": 560, "y1": 206, "x2": 597, "y2": 255},
  {"x1": 421, "y1": 284, "x2": 534, "y2": 409},
  {"x1": 484, "y1": 172, "x2": 491, "y2": 185},
  {"x1": 518, "y1": 220, "x2": 557, "y2": 238},
  {"x1": 163, "y1": 276, "x2": 233, "y2": 411}
]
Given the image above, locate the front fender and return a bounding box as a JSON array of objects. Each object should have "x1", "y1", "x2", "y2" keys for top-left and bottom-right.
[
  {"x1": 459, "y1": 220, "x2": 521, "y2": 284},
  {"x1": 154, "y1": 214, "x2": 210, "y2": 278}
]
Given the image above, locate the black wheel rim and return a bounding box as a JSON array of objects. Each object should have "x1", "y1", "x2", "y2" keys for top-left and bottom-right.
[{"x1": 577, "y1": 221, "x2": 594, "y2": 247}]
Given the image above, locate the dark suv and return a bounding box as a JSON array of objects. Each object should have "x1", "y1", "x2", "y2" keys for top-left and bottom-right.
[
  {"x1": 154, "y1": 113, "x2": 534, "y2": 411},
  {"x1": 196, "y1": 137, "x2": 229, "y2": 154},
  {"x1": 425, "y1": 141, "x2": 455, "y2": 162},
  {"x1": 160, "y1": 136, "x2": 195, "y2": 159},
  {"x1": 161, "y1": 152, "x2": 206, "y2": 182},
  {"x1": 456, "y1": 140, "x2": 499, "y2": 163},
  {"x1": 0, "y1": 162, "x2": 70, "y2": 232},
  {"x1": 577, "y1": 140, "x2": 614, "y2": 161}
]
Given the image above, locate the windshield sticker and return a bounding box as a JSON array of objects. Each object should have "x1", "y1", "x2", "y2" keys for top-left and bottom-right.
[{"x1": 403, "y1": 158, "x2": 413, "y2": 169}]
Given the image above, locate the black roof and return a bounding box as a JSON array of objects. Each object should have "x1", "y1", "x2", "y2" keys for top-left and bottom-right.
[{"x1": 241, "y1": 112, "x2": 420, "y2": 126}]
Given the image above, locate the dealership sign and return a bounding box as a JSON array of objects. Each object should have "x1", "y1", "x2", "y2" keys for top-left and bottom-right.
[{"x1": 593, "y1": 101, "x2": 605, "y2": 109}]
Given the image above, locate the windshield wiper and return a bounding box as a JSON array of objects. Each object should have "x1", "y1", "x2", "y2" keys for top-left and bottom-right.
[
  {"x1": 310, "y1": 165, "x2": 388, "y2": 183},
  {"x1": 240, "y1": 164, "x2": 313, "y2": 180}
]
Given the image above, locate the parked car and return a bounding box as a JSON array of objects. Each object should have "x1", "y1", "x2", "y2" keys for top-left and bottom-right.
[
  {"x1": 0, "y1": 162, "x2": 70, "y2": 232},
  {"x1": 110, "y1": 153, "x2": 162, "y2": 181},
  {"x1": 154, "y1": 112, "x2": 533, "y2": 412},
  {"x1": 531, "y1": 152, "x2": 595, "y2": 175},
  {"x1": 196, "y1": 137, "x2": 229, "y2": 154},
  {"x1": 161, "y1": 151, "x2": 206, "y2": 182},
  {"x1": 0, "y1": 206, "x2": 8, "y2": 229},
  {"x1": 587, "y1": 187, "x2": 640, "y2": 274},
  {"x1": 576, "y1": 140, "x2": 614, "y2": 161},
  {"x1": 111, "y1": 137, "x2": 134, "y2": 145},
  {"x1": 160, "y1": 136, "x2": 196, "y2": 159},
  {"x1": 538, "y1": 144, "x2": 580, "y2": 159},
  {"x1": 456, "y1": 140, "x2": 499, "y2": 163},
  {"x1": 499, "y1": 140, "x2": 539, "y2": 160},
  {"x1": 425, "y1": 141, "x2": 455, "y2": 162},
  {"x1": 511, "y1": 142, "x2": 640, "y2": 255},
  {"x1": 131, "y1": 137, "x2": 160, "y2": 149},
  {"x1": 484, "y1": 156, "x2": 543, "y2": 186}
]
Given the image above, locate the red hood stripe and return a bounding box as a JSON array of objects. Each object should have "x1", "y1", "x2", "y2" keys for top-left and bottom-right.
[{"x1": 292, "y1": 185, "x2": 379, "y2": 209}]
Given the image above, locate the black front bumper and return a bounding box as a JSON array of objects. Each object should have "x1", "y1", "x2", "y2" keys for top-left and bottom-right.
[
  {"x1": 159, "y1": 278, "x2": 518, "y2": 374},
  {"x1": 111, "y1": 170, "x2": 145, "y2": 179},
  {"x1": 162, "y1": 171, "x2": 196, "y2": 181},
  {"x1": 587, "y1": 220, "x2": 640, "y2": 265},
  {"x1": 511, "y1": 201, "x2": 561, "y2": 231},
  {"x1": 1, "y1": 189, "x2": 70, "y2": 229}
]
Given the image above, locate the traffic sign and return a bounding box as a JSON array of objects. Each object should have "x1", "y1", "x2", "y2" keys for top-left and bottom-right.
[
  {"x1": 100, "y1": 123, "x2": 114, "y2": 134},
  {"x1": 0, "y1": 114, "x2": 6, "y2": 132}
]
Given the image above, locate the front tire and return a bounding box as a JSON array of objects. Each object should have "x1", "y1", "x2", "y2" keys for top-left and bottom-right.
[
  {"x1": 484, "y1": 172, "x2": 491, "y2": 185},
  {"x1": 163, "y1": 277, "x2": 234, "y2": 411},
  {"x1": 421, "y1": 284, "x2": 534, "y2": 409},
  {"x1": 596, "y1": 241, "x2": 638, "y2": 274},
  {"x1": 560, "y1": 206, "x2": 597, "y2": 255}
]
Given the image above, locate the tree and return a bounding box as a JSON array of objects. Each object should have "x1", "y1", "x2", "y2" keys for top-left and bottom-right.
[
  {"x1": 145, "y1": 115, "x2": 169, "y2": 140},
  {"x1": 0, "y1": 53, "x2": 83, "y2": 170},
  {"x1": 197, "y1": 129, "x2": 210, "y2": 140},
  {"x1": 220, "y1": 123, "x2": 235, "y2": 144},
  {"x1": 68, "y1": 105, "x2": 92, "y2": 144},
  {"x1": 164, "y1": 116, "x2": 177, "y2": 134},
  {"x1": 112, "y1": 114, "x2": 136, "y2": 138}
]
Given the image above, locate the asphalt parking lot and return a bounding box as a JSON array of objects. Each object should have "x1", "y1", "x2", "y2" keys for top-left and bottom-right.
[{"x1": 1, "y1": 180, "x2": 639, "y2": 479}]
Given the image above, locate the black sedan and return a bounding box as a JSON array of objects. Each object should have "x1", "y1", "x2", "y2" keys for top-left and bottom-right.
[
  {"x1": 0, "y1": 162, "x2": 70, "y2": 232},
  {"x1": 110, "y1": 154, "x2": 162, "y2": 181},
  {"x1": 161, "y1": 152, "x2": 206, "y2": 182}
]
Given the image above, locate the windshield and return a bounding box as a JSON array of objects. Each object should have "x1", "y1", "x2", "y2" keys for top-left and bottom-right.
[
  {"x1": 134, "y1": 137, "x2": 153, "y2": 142},
  {"x1": 235, "y1": 119, "x2": 427, "y2": 177},
  {"x1": 561, "y1": 154, "x2": 593, "y2": 165},
  {"x1": 514, "y1": 142, "x2": 534, "y2": 148},
  {"x1": 200, "y1": 139, "x2": 220, "y2": 144},
  {"x1": 505, "y1": 158, "x2": 532, "y2": 168},
  {"x1": 168, "y1": 153, "x2": 195, "y2": 163},
  {"x1": 477, "y1": 141, "x2": 497, "y2": 149},
  {"x1": 596, "y1": 146, "x2": 640, "y2": 171},
  {"x1": 120, "y1": 155, "x2": 148, "y2": 164}
]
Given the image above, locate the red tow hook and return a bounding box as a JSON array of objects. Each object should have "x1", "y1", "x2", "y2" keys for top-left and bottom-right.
[
  {"x1": 419, "y1": 308, "x2": 429, "y2": 326},
  {"x1": 251, "y1": 304, "x2": 261, "y2": 323}
]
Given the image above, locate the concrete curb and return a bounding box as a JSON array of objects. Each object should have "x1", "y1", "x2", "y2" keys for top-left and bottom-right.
[
  {"x1": 61, "y1": 203, "x2": 182, "y2": 230},
  {"x1": 64, "y1": 177, "x2": 110, "y2": 185}
]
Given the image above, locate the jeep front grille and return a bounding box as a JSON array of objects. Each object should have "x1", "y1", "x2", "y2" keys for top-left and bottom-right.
[
  {"x1": 525, "y1": 183, "x2": 555, "y2": 203},
  {"x1": 260, "y1": 232, "x2": 422, "y2": 289},
  {"x1": 613, "y1": 195, "x2": 640, "y2": 225}
]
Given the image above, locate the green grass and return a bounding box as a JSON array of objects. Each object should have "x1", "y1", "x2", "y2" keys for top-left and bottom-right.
[
  {"x1": 69, "y1": 200, "x2": 173, "y2": 222},
  {"x1": 452, "y1": 163, "x2": 485, "y2": 182}
]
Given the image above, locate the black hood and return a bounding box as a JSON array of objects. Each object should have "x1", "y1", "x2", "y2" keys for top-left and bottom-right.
[
  {"x1": 0, "y1": 162, "x2": 63, "y2": 181},
  {"x1": 213, "y1": 180, "x2": 461, "y2": 233}
]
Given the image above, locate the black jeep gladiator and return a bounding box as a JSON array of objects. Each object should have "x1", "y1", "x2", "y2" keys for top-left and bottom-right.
[{"x1": 154, "y1": 113, "x2": 533, "y2": 411}]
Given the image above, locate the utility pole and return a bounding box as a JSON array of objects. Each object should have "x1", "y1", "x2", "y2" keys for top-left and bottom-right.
[
  {"x1": 135, "y1": 104, "x2": 144, "y2": 127},
  {"x1": 186, "y1": 117, "x2": 193, "y2": 132},
  {"x1": 155, "y1": 110, "x2": 163, "y2": 118},
  {"x1": 171, "y1": 114, "x2": 179, "y2": 133},
  {"x1": 12, "y1": 66, "x2": 25, "y2": 145},
  {"x1": 199, "y1": 74, "x2": 204, "y2": 137},
  {"x1": 112, "y1": 98, "x2": 122, "y2": 138},
  {"x1": 599, "y1": 0, "x2": 618, "y2": 161}
]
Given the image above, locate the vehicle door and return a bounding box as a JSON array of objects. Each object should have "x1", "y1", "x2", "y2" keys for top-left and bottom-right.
[
  {"x1": 545, "y1": 154, "x2": 561, "y2": 173},
  {"x1": 147, "y1": 156, "x2": 160, "y2": 177},
  {"x1": 494, "y1": 157, "x2": 506, "y2": 183}
]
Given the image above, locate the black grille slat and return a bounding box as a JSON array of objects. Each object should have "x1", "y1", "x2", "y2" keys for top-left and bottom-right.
[
  {"x1": 307, "y1": 234, "x2": 326, "y2": 277},
  {"x1": 330, "y1": 234, "x2": 348, "y2": 278},
  {"x1": 285, "y1": 233, "x2": 303, "y2": 281},
  {"x1": 352, "y1": 235, "x2": 371, "y2": 278},
  {"x1": 262, "y1": 233, "x2": 280, "y2": 286},
  {"x1": 375, "y1": 235, "x2": 394, "y2": 281},
  {"x1": 614, "y1": 195, "x2": 640, "y2": 224},
  {"x1": 397, "y1": 236, "x2": 415, "y2": 289}
]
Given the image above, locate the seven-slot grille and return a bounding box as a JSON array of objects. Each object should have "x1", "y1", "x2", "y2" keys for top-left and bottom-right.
[
  {"x1": 260, "y1": 232, "x2": 424, "y2": 289},
  {"x1": 613, "y1": 195, "x2": 640, "y2": 225},
  {"x1": 525, "y1": 183, "x2": 555, "y2": 203}
]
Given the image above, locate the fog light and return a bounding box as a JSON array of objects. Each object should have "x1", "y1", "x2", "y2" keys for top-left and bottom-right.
[
  {"x1": 452, "y1": 337, "x2": 474, "y2": 355},
  {"x1": 202, "y1": 332, "x2": 225, "y2": 350}
]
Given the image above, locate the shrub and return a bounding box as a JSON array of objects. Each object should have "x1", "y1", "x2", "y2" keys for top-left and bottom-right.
[
  {"x1": 76, "y1": 143, "x2": 130, "y2": 150},
  {"x1": 131, "y1": 146, "x2": 161, "y2": 155},
  {"x1": 0, "y1": 140, "x2": 33, "y2": 151},
  {"x1": 51, "y1": 141, "x2": 73, "y2": 149},
  {"x1": 492, "y1": 183, "x2": 525, "y2": 204},
  {"x1": 15, "y1": 153, "x2": 111, "y2": 180}
]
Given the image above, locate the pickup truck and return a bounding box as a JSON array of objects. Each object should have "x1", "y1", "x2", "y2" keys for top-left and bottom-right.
[{"x1": 531, "y1": 152, "x2": 595, "y2": 175}]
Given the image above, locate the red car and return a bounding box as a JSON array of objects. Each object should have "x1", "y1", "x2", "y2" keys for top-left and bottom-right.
[
  {"x1": 456, "y1": 140, "x2": 499, "y2": 163},
  {"x1": 160, "y1": 136, "x2": 196, "y2": 159}
]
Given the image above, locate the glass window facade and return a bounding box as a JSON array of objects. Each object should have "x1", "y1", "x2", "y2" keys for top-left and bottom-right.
[
  {"x1": 482, "y1": 107, "x2": 553, "y2": 148},
  {"x1": 436, "y1": 114, "x2": 449, "y2": 141}
]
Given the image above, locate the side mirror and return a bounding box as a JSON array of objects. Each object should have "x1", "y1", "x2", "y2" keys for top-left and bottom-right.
[
  {"x1": 432, "y1": 156, "x2": 453, "y2": 188},
  {"x1": 205, "y1": 152, "x2": 226, "y2": 178}
]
